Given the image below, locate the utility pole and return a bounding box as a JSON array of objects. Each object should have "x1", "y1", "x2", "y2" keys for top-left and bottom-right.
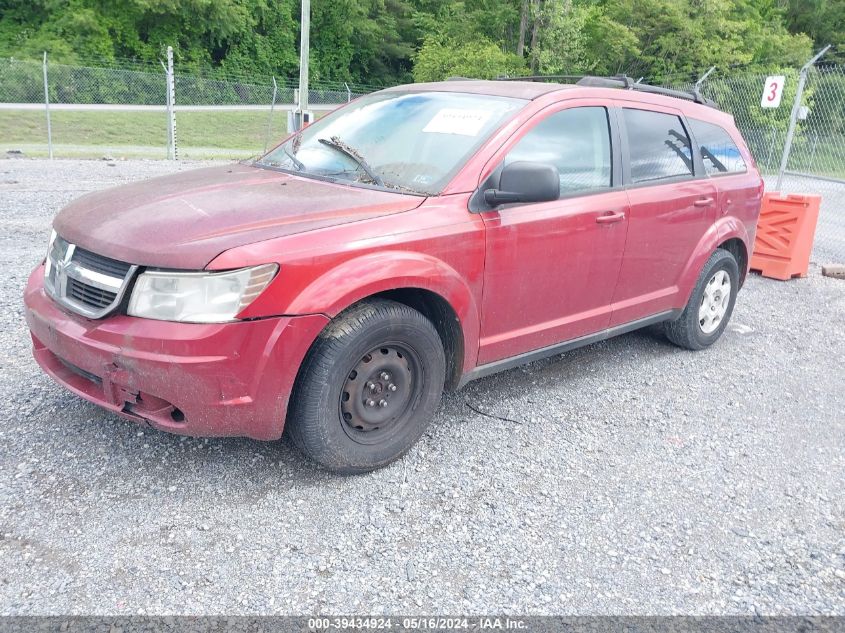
[{"x1": 295, "y1": 0, "x2": 310, "y2": 131}]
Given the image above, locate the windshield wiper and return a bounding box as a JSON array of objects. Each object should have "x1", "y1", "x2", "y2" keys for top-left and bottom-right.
[
  {"x1": 282, "y1": 144, "x2": 305, "y2": 171},
  {"x1": 318, "y1": 136, "x2": 384, "y2": 186}
]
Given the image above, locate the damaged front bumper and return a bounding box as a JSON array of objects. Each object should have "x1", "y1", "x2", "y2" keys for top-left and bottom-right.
[{"x1": 23, "y1": 264, "x2": 328, "y2": 440}]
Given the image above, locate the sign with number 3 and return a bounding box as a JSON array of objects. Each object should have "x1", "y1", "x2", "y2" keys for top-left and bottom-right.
[{"x1": 761, "y1": 76, "x2": 786, "y2": 108}]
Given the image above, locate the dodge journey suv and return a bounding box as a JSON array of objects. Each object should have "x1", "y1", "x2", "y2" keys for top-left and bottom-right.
[{"x1": 24, "y1": 77, "x2": 763, "y2": 473}]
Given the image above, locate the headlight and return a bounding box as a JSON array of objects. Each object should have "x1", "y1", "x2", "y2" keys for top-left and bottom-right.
[
  {"x1": 127, "y1": 263, "x2": 278, "y2": 323},
  {"x1": 43, "y1": 229, "x2": 58, "y2": 291}
]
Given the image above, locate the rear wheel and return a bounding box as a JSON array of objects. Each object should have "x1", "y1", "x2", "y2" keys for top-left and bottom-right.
[
  {"x1": 286, "y1": 299, "x2": 446, "y2": 474},
  {"x1": 664, "y1": 248, "x2": 739, "y2": 350}
]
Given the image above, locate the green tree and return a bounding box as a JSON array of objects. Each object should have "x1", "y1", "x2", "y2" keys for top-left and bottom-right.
[
  {"x1": 0, "y1": 0, "x2": 837, "y2": 88},
  {"x1": 409, "y1": 0, "x2": 527, "y2": 81},
  {"x1": 532, "y1": 0, "x2": 591, "y2": 75},
  {"x1": 413, "y1": 36, "x2": 527, "y2": 81},
  {"x1": 588, "y1": 0, "x2": 812, "y2": 82},
  {"x1": 784, "y1": 0, "x2": 845, "y2": 51}
]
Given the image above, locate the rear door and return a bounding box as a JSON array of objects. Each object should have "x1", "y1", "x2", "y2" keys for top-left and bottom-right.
[
  {"x1": 610, "y1": 104, "x2": 718, "y2": 326},
  {"x1": 477, "y1": 102, "x2": 629, "y2": 364},
  {"x1": 687, "y1": 117, "x2": 760, "y2": 228}
]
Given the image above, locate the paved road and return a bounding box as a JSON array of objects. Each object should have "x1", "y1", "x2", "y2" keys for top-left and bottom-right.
[{"x1": 1, "y1": 159, "x2": 844, "y2": 615}]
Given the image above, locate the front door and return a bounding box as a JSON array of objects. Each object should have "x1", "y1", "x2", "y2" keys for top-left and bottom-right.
[{"x1": 477, "y1": 104, "x2": 629, "y2": 365}]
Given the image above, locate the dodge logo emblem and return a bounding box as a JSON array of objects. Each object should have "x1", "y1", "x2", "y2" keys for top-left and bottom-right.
[{"x1": 54, "y1": 244, "x2": 75, "y2": 298}]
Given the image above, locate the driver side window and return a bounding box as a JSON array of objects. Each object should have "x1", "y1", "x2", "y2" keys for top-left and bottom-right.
[{"x1": 504, "y1": 106, "x2": 612, "y2": 197}]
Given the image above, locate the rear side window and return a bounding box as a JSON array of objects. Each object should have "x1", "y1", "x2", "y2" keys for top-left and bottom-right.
[
  {"x1": 505, "y1": 106, "x2": 612, "y2": 196},
  {"x1": 689, "y1": 119, "x2": 747, "y2": 175},
  {"x1": 623, "y1": 108, "x2": 693, "y2": 183}
]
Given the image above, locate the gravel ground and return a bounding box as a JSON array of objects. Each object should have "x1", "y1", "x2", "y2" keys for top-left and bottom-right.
[{"x1": 1, "y1": 159, "x2": 844, "y2": 616}]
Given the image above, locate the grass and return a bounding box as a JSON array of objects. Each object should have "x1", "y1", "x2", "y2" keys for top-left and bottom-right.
[
  {"x1": 0, "y1": 109, "x2": 291, "y2": 159},
  {"x1": 7, "y1": 109, "x2": 839, "y2": 179}
]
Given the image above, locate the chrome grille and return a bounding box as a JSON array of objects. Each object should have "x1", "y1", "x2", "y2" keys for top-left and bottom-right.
[
  {"x1": 71, "y1": 247, "x2": 132, "y2": 278},
  {"x1": 68, "y1": 278, "x2": 118, "y2": 309},
  {"x1": 44, "y1": 234, "x2": 137, "y2": 319}
]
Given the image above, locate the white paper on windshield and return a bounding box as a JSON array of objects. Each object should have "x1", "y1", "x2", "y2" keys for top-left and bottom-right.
[{"x1": 423, "y1": 108, "x2": 493, "y2": 136}]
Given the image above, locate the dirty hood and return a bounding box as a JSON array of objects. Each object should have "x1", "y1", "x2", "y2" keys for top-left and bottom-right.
[{"x1": 53, "y1": 163, "x2": 424, "y2": 269}]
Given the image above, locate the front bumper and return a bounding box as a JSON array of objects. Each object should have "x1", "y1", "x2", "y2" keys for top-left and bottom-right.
[{"x1": 24, "y1": 264, "x2": 329, "y2": 440}]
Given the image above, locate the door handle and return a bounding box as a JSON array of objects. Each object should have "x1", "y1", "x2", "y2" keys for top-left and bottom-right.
[
  {"x1": 693, "y1": 197, "x2": 715, "y2": 207},
  {"x1": 595, "y1": 211, "x2": 625, "y2": 224}
]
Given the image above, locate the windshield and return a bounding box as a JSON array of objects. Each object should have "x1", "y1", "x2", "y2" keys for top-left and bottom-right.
[{"x1": 256, "y1": 91, "x2": 526, "y2": 195}]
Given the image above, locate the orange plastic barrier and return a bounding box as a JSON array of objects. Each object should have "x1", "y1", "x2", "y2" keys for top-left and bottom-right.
[{"x1": 750, "y1": 192, "x2": 821, "y2": 280}]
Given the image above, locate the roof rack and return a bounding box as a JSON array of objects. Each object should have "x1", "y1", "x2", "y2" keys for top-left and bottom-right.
[
  {"x1": 576, "y1": 75, "x2": 717, "y2": 107},
  {"x1": 496, "y1": 74, "x2": 585, "y2": 83},
  {"x1": 496, "y1": 73, "x2": 717, "y2": 108}
]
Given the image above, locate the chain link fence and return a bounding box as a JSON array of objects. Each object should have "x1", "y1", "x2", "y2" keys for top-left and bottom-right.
[
  {"x1": 0, "y1": 55, "x2": 375, "y2": 160},
  {"x1": 1, "y1": 51, "x2": 843, "y2": 261},
  {"x1": 773, "y1": 64, "x2": 845, "y2": 264},
  {"x1": 669, "y1": 60, "x2": 845, "y2": 263}
]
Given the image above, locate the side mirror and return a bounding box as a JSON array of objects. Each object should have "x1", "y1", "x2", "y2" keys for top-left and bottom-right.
[{"x1": 484, "y1": 161, "x2": 560, "y2": 206}]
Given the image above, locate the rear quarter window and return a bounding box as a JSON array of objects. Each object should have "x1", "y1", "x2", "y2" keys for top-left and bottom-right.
[{"x1": 689, "y1": 119, "x2": 747, "y2": 176}]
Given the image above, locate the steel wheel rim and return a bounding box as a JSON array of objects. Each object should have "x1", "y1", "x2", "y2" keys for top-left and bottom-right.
[
  {"x1": 338, "y1": 343, "x2": 423, "y2": 445},
  {"x1": 699, "y1": 269, "x2": 731, "y2": 334}
]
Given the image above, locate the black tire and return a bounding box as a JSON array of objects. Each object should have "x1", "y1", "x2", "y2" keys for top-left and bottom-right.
[
  {"x1": 664, "y1": 248, "x2": 739, "y2": 350},
  {"x1": 285, "y1": 299, "x2": 446, "y2": 474}
]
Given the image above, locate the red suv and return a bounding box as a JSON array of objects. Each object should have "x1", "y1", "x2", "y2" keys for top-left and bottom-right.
[{"x1": 24, "y1": 78, "x2": 763, "y2": 473}]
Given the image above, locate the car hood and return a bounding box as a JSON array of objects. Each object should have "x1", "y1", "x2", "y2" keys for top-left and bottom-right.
[{"x1": 53, "y1": 163, "x2": 425, "y2": 269}]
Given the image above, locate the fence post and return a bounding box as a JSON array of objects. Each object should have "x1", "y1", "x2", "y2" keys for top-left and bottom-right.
[
  {"x1": 42, "y1": 52, "x2": 53, "y2": 160},
  {"x1": 165, "y1": 46, "x2": 177, "y2": 160},
  {"x1": 776, "y1": 45, "x2": 831, "y2": 190},
  {"x1": 695, "y1": 66, "x2": 716, "y2": 90},
  {"x1": 264, "y1": 76, "x2": 278, "y2": 153},
  {"x1": 344, "y1": 82, "x2": 352, "y2": 103}
]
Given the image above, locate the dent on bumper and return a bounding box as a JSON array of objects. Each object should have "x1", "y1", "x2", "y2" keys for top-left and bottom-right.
[{"x1": 24, "y1": 265, "x2": 329, "y2": 440}]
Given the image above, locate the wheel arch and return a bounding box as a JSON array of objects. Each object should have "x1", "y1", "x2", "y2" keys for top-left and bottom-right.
[
  {"x1": 370, "y1": 288, "x2": 465, "y2": 391},
  {"x1": 716, "y1": 236, "x2": 749, "y2": 287},
  {"x1": 284, "y1": 251, "x2": 480, "y2": 390},
  {"x1": 677, "y1": 219, "x2": 751, "y2": 306}
]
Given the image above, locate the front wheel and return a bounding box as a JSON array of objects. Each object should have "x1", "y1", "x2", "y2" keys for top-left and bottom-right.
[
  {"x1": 664, "y1": 248, "x2": 739, "y2": 350},
  {"x1": 285, "y1": 299, "x2": 446, "y2": 474}
]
